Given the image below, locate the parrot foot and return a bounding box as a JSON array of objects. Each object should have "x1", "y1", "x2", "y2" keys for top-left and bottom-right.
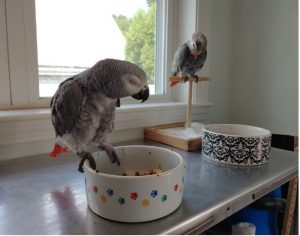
[
  {"x1": 183, "y1": 76, "x2": 189, "y2": 82},
  {"x1": 98, "y1": 143, "x2": 121, "y2": 166},
  {"x1": 77, "y1": 152, "x2": 96, "y2": 173}
]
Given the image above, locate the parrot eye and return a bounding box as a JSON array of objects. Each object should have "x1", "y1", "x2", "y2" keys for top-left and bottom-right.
[
  {"x1": 128, "y1": 78, "x2": 136, "y2": 85},
  {"x1": 197, "y1": 42, "x2": 202, "y2": 49}
]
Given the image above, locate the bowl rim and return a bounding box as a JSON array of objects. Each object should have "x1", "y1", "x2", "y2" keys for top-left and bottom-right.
[
  {"x1": 203, "y1": 124, "x2": 271, "y2": 138},
  {"x1": 83, "y1": 145, "x2": 184, "y2": 179}
]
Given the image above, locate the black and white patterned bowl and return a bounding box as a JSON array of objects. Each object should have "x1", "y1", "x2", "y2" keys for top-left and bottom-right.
[{"x1": 202, "y1": 124, "x2": 271, "y2": 165}]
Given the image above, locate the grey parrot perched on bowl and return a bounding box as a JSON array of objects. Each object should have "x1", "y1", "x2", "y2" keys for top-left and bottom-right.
[
  {"x1": 170, "y1": 32, "x2": 207, "y2": 87},
  {"x1": 49, "y1": 59, "x2": 149, "y2": 172}
]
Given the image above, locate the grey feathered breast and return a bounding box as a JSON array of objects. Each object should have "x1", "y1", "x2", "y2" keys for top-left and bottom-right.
[{"x1": 179, "y1": 44, "x2": 207, "y2": 76}]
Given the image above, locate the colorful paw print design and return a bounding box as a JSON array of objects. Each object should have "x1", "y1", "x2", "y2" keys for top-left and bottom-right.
[
  {"x1": 93, "y1": 186, "x2": 98, "y2": 193},
  {"x1": 106, "y1": 188, "x2": 114, "y2": 197},
  {"x1": 118, "y1": 197, "x2": 125, "y2": 205},
  {"x1": 174, "y1": 184, "x2": 179, "y2": 191},
  {"x1": 130, "y1": 192, "x2": 138, "y2": 200},
  {"x1": 92, "y1": 183, "x2": 180, "y2": 207},
  {"x1": 100, "y1": 195, "x2": 107, "y2": 203},
  {"x1": 142, "y1": 199, "x2": 150, "y2": 207},
  {"x1": 161, "y1": 194, "x2": 167, "y2": 202},
  {"x1": 150, "y1": 190, "x2": 158, "y2": 198},
  {"x1": 174, "y1": 184, "x2": 183, "y2": 193}
]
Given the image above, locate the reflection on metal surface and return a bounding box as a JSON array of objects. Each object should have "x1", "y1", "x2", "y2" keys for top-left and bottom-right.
[
  {"x1": 184, "y1": 216, "x2": 214, "y2": 235},
  {"x1": 40, "y1": 186, "x2": 87, "y2": 234},
  {"x1": 51, "y1": 187, "x2": 75, "y2": 209}
]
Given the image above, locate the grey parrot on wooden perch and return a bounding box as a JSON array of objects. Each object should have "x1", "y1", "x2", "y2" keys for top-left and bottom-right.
[
  {"x1": 49, "y1": 59, "x2": 149, "y2": 172},
  {"x1": 170, "y1": 32, "x2": 207, "y2": 86}
]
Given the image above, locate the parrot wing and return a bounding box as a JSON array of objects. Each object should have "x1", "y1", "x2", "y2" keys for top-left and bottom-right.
[
  {"x1": 50, "y1": 78, "x2": 83, "y2": 136},
  {"x1": 170, "y1": 43, "x2": 189, "y2": 76}
]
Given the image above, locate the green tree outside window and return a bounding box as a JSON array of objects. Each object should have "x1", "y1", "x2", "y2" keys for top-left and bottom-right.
[{"x1": 113, "y1": 0, "x2": 156, "y2": 84}]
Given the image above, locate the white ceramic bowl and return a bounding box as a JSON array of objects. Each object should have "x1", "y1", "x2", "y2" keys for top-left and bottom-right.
[
  {"x1": 202, "y1": 124, "x2": 272, "y2": 165},
  {"x1": 83, "y1": 145, "x2": 184, "y2": 222}
]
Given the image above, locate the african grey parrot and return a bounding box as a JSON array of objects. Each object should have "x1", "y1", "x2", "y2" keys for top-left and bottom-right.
[
  {"x1": 49, "y1": 59, "x2": 149, "y2": 172},
  {"x1": 170, "y1": 32, "x2": 207, "y2": 86}
]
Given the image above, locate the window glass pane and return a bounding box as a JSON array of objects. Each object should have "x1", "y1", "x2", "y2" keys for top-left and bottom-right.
[{"x1": 35, "y1": 0, "x2": 156, "y2": 97}]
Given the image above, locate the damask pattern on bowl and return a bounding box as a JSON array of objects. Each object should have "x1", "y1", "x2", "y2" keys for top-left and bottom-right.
[{"x1": 202, "y1": 124, "x2": 271, "y2": 165}]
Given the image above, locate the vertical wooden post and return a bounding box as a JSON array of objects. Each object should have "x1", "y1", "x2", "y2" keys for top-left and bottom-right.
[
  {"x1": 282, "y1": 176, "x2": 298, "y2": 235},
  {"x1": 168, "y1": 76, "x2": 211, "y2": 129},
  {"x1": 186, "y1": 80, "x2": 193, "y2": 128}
]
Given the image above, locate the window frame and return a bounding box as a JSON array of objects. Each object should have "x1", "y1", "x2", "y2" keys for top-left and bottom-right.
[
  {"x1": 0, "y1": 0, "x2": 11, "y2": 106},
  {"x1": 4, "y1": 0, "x2": 175, "y2": 107}
]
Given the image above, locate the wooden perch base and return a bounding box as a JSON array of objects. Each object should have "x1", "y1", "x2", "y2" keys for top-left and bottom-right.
[
  {"x1": 144, "y1": 123, "x2": 203, "y2": 151},
  {"x1": 168, "y1": 76, "x2": 211, "y2": 83}
]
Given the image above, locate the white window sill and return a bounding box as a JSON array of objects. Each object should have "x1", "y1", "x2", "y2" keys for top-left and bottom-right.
[
  {"x1": 0, "y1": 101, "x2": 212, "y2": 145},
  {"x1": 0, "y1": 102, "x2": 212, "y2": 161},
  {"x1": 0, "y1": 102, "x2": 212, "y2": 122}
]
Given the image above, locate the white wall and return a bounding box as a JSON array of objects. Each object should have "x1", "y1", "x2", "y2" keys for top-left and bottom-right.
[
  {"x1": 209, "y1": 0, "x2": 234, "y2": 123},
  {"x1": 209, "y1": 0, "x2": 298, "y2": 135}
]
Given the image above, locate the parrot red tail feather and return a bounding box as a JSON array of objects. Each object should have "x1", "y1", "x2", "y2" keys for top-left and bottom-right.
[
  {"x1": 170, "y1": 81, "x2": 178, "y2": 87},
  {"x1": 49, "y1": 143, "x2": 68, "y2": 159}
]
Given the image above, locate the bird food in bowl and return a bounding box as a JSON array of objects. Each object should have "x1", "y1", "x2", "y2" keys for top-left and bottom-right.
[
  {"x1": 202, "y1": 124, "x2": 271, "y2": 165},
  {"x1": 83, "y1": 145, "x2": 184, "y2": 222}
]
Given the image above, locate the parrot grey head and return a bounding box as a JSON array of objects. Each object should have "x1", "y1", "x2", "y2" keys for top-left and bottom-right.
[
  {"x1": 90, "y1": 59, "x2": 149, "y2": 103},
  {"x1": 188, "y1": 32, "x2": 207, "y2": 57}
]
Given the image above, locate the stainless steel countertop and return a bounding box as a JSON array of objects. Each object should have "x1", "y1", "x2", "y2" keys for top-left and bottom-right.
[{"x1": 0, "y1": 139, "x2": 298, "y2": 234}]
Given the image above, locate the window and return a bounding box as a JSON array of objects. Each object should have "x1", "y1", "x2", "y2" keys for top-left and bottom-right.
[
  {"x1": 1, "y1": 0, "x2": 174, "y2": 107},
  {"x1": 36, "y1": 0, "x2": 156, "y2": 97},
  {"x1": 0, "y1": 0, "x2": 10, "y2": 106}
]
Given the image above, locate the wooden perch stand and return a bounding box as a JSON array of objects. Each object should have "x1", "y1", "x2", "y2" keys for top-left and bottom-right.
[
  {"x1": 168, "y1": 76, "x2": 211, "y2": 128},
  {"x1": 144, "y1": 76, "x2": 211, "y2": 151}
]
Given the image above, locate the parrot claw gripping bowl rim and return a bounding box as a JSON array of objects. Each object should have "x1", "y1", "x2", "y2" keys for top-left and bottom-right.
[
  {"x1": 83, "y1": 145, "x2": 184, "y2": 222},
  {"x1": 202, "y1": 124, "x2": 272, "y2": 166}
]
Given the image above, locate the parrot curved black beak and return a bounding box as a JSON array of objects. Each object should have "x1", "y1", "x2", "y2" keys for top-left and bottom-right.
[{"x1": 131, "y1": 87, "x2": 149, "y2": 103}]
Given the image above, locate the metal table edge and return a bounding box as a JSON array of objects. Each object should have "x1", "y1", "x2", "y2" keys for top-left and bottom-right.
[{"x1": 159, "y1": 164, "x2": 298, "y2": 235}]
